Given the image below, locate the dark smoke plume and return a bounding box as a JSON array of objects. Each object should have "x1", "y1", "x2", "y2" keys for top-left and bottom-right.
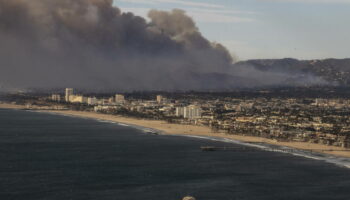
[{"x1": 0, "y1": 0, "x2": 327, "y2": 91}]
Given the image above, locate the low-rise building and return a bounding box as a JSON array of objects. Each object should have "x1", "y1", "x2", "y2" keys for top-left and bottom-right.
[
  {"x1": 87, "y1": 97, "x2": 98, "y2": 105},
  {"x1": 115, "y1": 94, "x2": 125, "y2": 104},
  {"x1": 69, "y1": 95, "x2": 87, "y2": 104},
  {"x1": 51, "y1": 94, "x2": 61, "y2": 102}
]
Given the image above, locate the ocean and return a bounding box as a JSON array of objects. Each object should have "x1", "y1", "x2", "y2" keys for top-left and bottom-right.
[{"x1": 1, "y1": 109, "x2": 350, "y2": 200}]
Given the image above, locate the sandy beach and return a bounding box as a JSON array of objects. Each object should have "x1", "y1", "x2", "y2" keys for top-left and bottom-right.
[
  {"x1": 1, "y1": 103, "x2": 350, "y2": 158},
  {"x1": 0, "y1": 103, "x2": 28, "y2": 109}
]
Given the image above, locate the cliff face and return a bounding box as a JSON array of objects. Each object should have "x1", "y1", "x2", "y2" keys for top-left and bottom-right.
[{"x1": 234, "y1": 58, "x2": 350, "y2": 86}]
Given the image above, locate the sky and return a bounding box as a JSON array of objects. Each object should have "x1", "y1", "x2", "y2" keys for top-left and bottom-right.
[{"x1": 114, "y1": 0, "x2": 350, "y2": 61}]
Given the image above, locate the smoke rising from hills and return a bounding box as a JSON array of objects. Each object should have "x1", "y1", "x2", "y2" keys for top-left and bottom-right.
[{"x1": 0, "y1": 0, "x2": 328, "y2": 91}]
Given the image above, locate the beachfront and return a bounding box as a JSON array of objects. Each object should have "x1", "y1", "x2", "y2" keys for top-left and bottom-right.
[{"x1": 1, "y1": 103, "x2": 350, "y2": 158}]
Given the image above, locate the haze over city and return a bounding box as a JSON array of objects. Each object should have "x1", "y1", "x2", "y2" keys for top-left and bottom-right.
[{"x1": 0, "y1": 0, "x2": 349, "y2": 91}]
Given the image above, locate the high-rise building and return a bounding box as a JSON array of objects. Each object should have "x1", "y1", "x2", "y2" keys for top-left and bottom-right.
[
  {"x1": 65, "y1": 88, "x2": 74, "y2": 102},
  {"x1": 176, "y1": 105, "x2": 202, "y2": 119},
  {"x1": 115, "y1": 94, "x2": 125, "y2": 104},
  {"x1": 176, "y1": 107, "x2": 185, "y2": 117},
  {"x1": 184, "y1": 105, "x2": 202, "y2": 119},
  {"x1": 157, "y1": 95, "x2": 163, "y2": 103}
]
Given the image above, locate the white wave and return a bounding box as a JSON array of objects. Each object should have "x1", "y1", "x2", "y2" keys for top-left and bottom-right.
[
  {"x1": 117, "y1": 123, "x2": 130, "y2": 127},
  {"x1": 173, "y1": 134, "x2": 350, "y2": 169},
  {"x1": 93, "y1": 119, "x2": 161, "y2": 134}
]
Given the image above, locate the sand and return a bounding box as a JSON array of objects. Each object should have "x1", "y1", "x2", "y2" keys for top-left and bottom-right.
[
  {"x1": 1, "y1": 103, "x2": 350, "y2": 158},
  {"x1": 0, "y1": 103, "x2": 28, "y2": 109}
]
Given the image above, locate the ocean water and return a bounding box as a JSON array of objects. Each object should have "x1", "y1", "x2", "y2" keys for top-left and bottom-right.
[{"x1": 1, "y1": 109, "x2": 350, "y2": 200}]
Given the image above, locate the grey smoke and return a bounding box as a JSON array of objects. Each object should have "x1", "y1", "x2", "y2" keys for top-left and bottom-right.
[
  {"x1": 0, "y1": 0, "x2": 327, "y2": 91},
  {"x1": 229, "y1": 64, "x2": 329, "y2": 87}
]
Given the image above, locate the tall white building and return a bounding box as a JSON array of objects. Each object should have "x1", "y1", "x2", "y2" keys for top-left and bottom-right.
[
  {"x1": 65, "y1": 88, "x2": 74, "y2": 102},
  {"x1": 184, "y1": 105, "x2": 202, "y2": 119},
  {"x1": 157, "y1": 95, "x2": 163, "y2": 104},
  {"x1": 115, "y1": 94, "x2": 125, "y2": 104},
  {"x1": 176, "y1": 107, "x2": 185, "y2": 117},
  {"x1": 176, "y1": 105, "x2": 202, "y2": 119}
]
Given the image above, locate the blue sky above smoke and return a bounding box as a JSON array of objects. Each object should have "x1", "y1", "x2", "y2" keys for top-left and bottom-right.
[{"x1": 114, "y1": 0, "x2": 350, "y2": 60}]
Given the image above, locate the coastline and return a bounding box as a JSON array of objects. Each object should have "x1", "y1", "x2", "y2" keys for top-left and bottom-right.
[{"x1": 1, "y1": 103, "x2": 350, "y2": 158}]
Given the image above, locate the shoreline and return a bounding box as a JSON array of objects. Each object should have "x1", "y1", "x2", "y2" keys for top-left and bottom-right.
[{"x1": 1, "y1": 103, "x2": 350, "y2": 158}]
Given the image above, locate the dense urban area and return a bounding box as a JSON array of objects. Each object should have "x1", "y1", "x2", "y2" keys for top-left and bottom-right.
[{"x1": 2, "y1": 87, "x2": 350, "y2": 149}]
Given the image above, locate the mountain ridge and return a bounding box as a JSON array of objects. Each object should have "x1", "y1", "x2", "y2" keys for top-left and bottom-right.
[{"x1": 234, "y1": 58, "x2": 350, "y2": 86}]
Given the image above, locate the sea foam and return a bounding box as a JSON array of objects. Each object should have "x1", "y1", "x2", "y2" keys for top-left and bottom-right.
[{"x1": 175, "y1": 134, "x2": 350, "y2": 169}]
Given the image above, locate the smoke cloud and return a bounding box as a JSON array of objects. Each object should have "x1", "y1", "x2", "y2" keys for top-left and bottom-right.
[{"x1": 0, "y1": 0, "x2": 327, "y2": 91}]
